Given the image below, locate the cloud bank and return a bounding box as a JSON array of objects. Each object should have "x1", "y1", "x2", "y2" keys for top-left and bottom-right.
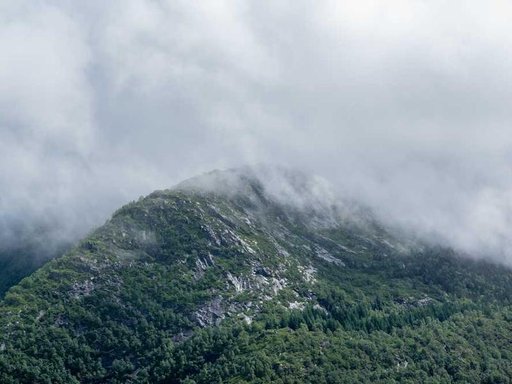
[{"x1": 2, "y1": 0, "x2": 512, "y2": 263}]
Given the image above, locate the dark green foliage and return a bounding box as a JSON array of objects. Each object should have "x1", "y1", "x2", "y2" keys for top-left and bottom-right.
[
  {"x1": 1, "y1": 181, "x2": 512, "y2": 383},
  {"x1": 0, "y1": 243, "x2": 68, "y2": 298}
]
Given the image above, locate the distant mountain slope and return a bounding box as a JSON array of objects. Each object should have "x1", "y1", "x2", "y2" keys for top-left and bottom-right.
[
  {"x1": 0, "y1": 242, "x2": 68, "y2": 298},
  {"x1": 1, "y1": 168, "x2": 512, "y2": 383}
]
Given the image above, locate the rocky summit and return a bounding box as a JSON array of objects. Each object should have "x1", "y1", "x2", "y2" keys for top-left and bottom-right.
[{"x1": 1, "y1": 168, "x2": 512, "y2": 383}]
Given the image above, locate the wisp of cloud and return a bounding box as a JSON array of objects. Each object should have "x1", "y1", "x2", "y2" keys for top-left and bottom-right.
[{"x1": 1, "y1": 0, "x2": 512, "y2": 264}]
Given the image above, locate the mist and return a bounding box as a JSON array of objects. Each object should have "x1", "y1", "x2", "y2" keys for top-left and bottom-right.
[{"x1": 2, "y1": 1, "x2": 512, "y2": 264}]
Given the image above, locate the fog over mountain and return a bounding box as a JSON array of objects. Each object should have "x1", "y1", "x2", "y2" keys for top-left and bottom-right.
[{"x1": 2, "y1": 1, "x2": 512, "y2": 263}]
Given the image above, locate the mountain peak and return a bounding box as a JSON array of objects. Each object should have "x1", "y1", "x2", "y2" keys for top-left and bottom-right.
[
  {"x1": 173, "y1": 165, "x2": 365, "y2": 231},
  {"x1": 176, "y1": 166, "x2": 334, "y2": 208},
  {"x1": 2, "y1": 168, "x2": 512, "y2": 383}
]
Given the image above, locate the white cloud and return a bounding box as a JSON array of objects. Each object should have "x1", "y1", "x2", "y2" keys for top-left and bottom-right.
[{"x1": 2, "y1": 0, "x2": 512, "y2": 262}]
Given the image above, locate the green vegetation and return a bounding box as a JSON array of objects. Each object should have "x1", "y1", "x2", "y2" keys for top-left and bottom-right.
[
  {"x1": 1, "y1": 175, "x2": 512, "y2": 383},
  {"x1": 0, "y1": 244, "x2": 66, "y2": 298}
]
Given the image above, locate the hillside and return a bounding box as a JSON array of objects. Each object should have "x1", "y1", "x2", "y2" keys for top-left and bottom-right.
[
  {"x1": 1, "y1": 169, "x2": 512, "y2": 383},
  {"x1": 0, "y1": 243, "x2": 69, "y2": 299}
]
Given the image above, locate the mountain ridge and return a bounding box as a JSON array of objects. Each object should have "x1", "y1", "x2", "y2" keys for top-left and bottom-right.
[{"x1": 1, "y1": 168, "x2": 512, "y2": 383}]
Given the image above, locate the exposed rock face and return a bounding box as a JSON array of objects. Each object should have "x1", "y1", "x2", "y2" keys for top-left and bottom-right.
[
  {"x1": 4, "y1": 168, "x2": 508, "y2": 383},
  {"x1": 314, "y1": 246, "x2": 345, "y2": 266},
  {"x1": 195, "y1": 296, "x2": 225, "y2": 327},
  {"x1": 71, "y1": 279, "x2": 95, "y2": 299}
]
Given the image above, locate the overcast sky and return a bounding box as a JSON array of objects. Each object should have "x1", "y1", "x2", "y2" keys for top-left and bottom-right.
[{"x1": 2, "y1": 0, "x2": 512, "y2": 262}]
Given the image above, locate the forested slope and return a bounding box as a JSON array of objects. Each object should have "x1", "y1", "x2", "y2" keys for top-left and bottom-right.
[{"x1": 1, "y1": 170, "x2": 512, "y2": 383}]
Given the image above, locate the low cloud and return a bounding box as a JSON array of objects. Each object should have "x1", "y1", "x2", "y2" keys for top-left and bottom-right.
[{"x1": 2, "y1": 1, "x2": 512, "y2": 263}]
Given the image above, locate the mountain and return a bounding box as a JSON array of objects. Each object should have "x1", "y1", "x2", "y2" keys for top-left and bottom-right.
[
  {"x1": 0, "y1": 242, "x2": 69, "y2": 299},
  {"x1": 1, "y1": 168, "x2": 512, "y2": 383}
]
